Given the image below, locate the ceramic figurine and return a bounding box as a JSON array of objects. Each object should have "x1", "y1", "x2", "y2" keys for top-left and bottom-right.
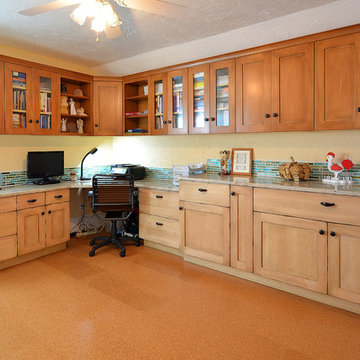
[
  {"x1": 323, "y1": 152, "x2": 354, "y2": 184},
  {"x1": 77, "y1": 118, "x2": 84, "y2": 134},
  {"x1": 76, "y1": 107, "x2": 86, "y2": 116},
  {"x1": 61, "y1": 118, "x2": 67, "y2": 132},
  {"x1": 61, "y1": 96, "x2": 69, "y2": 114},
  {"x1": 219, "y1": 150, "x2": 230, "y2": 175},
  {"x1": 69, "y1": 98, "x2": 77, "y2": 115},
  {"x1": 61, "y1": 83, "x2": 68, "y2": 93}
]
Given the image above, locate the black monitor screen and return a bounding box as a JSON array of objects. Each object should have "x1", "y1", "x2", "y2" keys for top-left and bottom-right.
[{"x1": 27, "y1": 151, "x2": 64, "y2": 179}]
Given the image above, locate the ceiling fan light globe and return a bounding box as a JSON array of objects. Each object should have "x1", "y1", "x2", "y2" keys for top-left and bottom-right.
[
  {"x1": 91, "y1": 15, "x2": 107, "y2": 33},
  {"x1": 70, "y1": 6, "x2": 86, "y2": 26},
  {"x1": 83, "y1": 0, "x2": 102, "y2": 18}
]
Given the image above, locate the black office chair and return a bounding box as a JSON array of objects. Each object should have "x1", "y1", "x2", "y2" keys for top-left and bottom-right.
[{"x1": 88, "y1": 174, "x2": 141, "y2": 257}]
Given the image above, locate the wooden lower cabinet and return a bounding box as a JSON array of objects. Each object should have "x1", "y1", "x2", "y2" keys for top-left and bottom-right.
[
  {"x1": 46, "y1": 203, "x2": 70, "y2": 247},
  {"x1": 18, "y1": 206, "x2": 46, "y2": 256},
  {"x1": 180, "y1": 201, "x2": 230, "y2": 265},
  {"x1": 230, "y1": 186, "x2": 253, "y2": 272},
  {"x1": 328, "y1": 223, "x2": 360, "y2": 304},
  {"x1": 254, "y1": 212, "x2": 327, "y2": 293}
]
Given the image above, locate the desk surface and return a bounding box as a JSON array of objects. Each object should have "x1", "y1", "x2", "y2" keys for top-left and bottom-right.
[{"x1": 0, "y1": 178, "x2": 179, "y2": 198}]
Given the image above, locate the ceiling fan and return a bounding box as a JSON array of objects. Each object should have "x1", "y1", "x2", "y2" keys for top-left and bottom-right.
[{"x1": 19, "y1": 0, "x2": 186, "y2": 42}]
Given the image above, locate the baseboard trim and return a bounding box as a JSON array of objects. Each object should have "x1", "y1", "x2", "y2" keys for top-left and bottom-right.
[
  {"x1": 0, "y1": 243, "x2": 67, "y2": 271},
  {"x1": 183, "y1": 254, "x2": 360, "y2": 315}
]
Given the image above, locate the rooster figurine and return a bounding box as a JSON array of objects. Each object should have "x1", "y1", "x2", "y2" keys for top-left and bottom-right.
[{"x1": 324, "y1": 152, "x2": 354, "y2": 183}]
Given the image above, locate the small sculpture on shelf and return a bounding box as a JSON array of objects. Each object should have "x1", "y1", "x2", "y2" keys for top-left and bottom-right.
[
  {"x1": 61, "y1": 83, "x2": 68, "y2": 94},
  {"x1": 61, "y1": 96, "x2": 69, "y2": 114},
  {"x1": 76, "y1": 107, "x2": 86, "y2": 116},
  {"x1": 323, "y1": 152, "x2": 354, "y2": 184},
  {"x1": 219, "y1": 150, "x2": 230, "y2": 175},
  {"x1": 278, "y1": 156, "x2": 311, "y2": 182},
  {"x1": 69, "y1": 98, "x2": 77, "y2": 115},
  {"x1": 74, "y1": 88, "x2": 83, "y2": 97},
  {"x1": 61, "y1": 118, "x2": 67, "y2": 132},
  {"x1": 77, "y1": 119, "x2": 84, "y2": 134}
]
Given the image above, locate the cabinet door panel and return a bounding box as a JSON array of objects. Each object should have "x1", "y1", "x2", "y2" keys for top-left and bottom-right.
[
  {"x1": 272, "y1": 43, "x2": 314, "y2": 131},
  {"x1": 236, "y1": 53, "x2": 272, "y2": 133},
  {"x1": 230, "y1": 186, "x2": 253, "y2": 272},
  {"x1": 254, "y1": 212, "x2": 327, "y2": 293},
  {"x1": 167, "y1": 69, "x2": 188, "y2": 135},
  {"x1": 149, "y1": 73, "x2": 167, "y2": 135},
  {"x1": 94, "y1": 81, "x2": 122, "y2": 135},
  {"x1": 46, "y1": 203, "x2": 70, "y2": 247},
  {"x1": 18, "y1": 206, "x2": 46, "y2": 255},
  {"x1": 315, "y1": 33, "x2": 360, "y2": 130},
  {"x1": 328, "y1": 223, "x2": 360, "y2": 304},
  {"x1": 0, "y1": 61, "x2": 4, "y2": 134},
  {"x1": 5, "y1": 63, "x2": 34, "y2": 135},
  {"x1": 33, "y1": 69, "x2": 59, "y2": 135},
  {"x1": 188, "y1": 65, "x2": 210, "y2": 134},
  {"x1": 209, "y1": 59, "x2": 235, "y2": 134},
  {"x1": 180, "y1": 201, "x2": 229, "y2": 265}
]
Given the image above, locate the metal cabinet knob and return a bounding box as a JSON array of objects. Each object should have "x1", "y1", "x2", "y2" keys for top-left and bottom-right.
[
  {"x1": 330, "y1": 231, "x2": 336, "y2": 237},
  {"x1": 179, "y1": 206, "x2": 183, "y2": 210},
  {"x1": 210, "y1": 117, "x2": 215, "y2": 122},
  {"x1": 231, "y1": 191, "x2": 235, "y2": 196},
  {"x1": 272, "y1": 113, "x2": 278, "y2": 117},
  {"x1": 95, "y1": 124, "x2": 99, "y2": 127},
  {"x1": 265, "y1": 114, "x2": 270, "y2": 118},
  {"x1": 319, "y1": 230, "x2": 325, "y2": 235},
  {"x1": 48, "y1": 210, "x2": 52, "y2": 214}
]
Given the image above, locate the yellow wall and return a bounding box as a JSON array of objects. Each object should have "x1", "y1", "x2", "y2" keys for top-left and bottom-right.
[
  {"x1": 0, "y1": 135, "x2": 113, "y2": 172},
  {"x1": 112, "y1": 130, "x2": 360, "y2": 167},
  {"x1": 0, "y1": 43, "x2": 95, "y2": 75}
]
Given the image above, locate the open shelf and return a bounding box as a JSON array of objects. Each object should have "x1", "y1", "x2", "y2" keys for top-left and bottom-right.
[
  {"x1": 61, "y1": 113, "x2": 89, "y2": 118},
  {"x1": 125, "y1": 114, "x2": 148, "y2": 119},
  {"x1": 125, "y1": 95, "x2": 148, "y2": 101}
]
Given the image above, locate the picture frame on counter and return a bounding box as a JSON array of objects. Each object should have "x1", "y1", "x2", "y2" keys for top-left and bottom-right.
[{"x1": 231, "y1": 148, "x2": 253, "y2": 176}]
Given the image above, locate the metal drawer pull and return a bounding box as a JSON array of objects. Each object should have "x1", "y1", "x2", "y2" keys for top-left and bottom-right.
[
  {"x1": 320, "y1": 202, "x2": 335, "y2": 207},
  {"x1": 55, "y1": 195, "x2": 63, "y2": 199},
  {"x1": 156, "y1": 222, "x2": 163, "y2": 226},
  {"x1": 27, "y1": 199, "x2": 37, "y2": 203},
  {"x1": 330, "y1": 231, "x2": 336, "y2": 237},
  {"x1": 319, "y1": 230, "x2": 325, "y2": 235},
  {"x1": 155, "y1": 195, "x2": 163, "y2": 199},
  {"x1": 198, "y1": 188, "x2": 208, "y2": 192}
]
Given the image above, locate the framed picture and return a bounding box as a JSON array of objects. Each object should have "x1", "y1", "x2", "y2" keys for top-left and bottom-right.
[{"x1": 231, "y1": 148, "x2": 253, "y2": 176}]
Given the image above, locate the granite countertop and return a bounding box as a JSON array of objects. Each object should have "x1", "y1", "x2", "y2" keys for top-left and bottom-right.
[
  {"x1": 0, "y1": 178, "x2": 178, "y2": 198},
  {"x1": 179, "y1": 173, "x2": 360, "y2": 197}
]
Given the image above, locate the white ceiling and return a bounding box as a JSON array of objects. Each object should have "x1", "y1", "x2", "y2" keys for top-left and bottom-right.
[{"x1": 0, "y1": 0, "x2": 340, "y2": 67}]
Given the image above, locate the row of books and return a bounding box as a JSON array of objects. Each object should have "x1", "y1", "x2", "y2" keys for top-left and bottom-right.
[
  {"x1": 40, "y1": 92, "x2": 52, "y2": 113},
  {"x1": 155, "y1": 94, "x2": 163, "y2": 115},
  {"x1": 125, "y1": 128, "x2": 148, "y2": 133},
  {"x1": 125, "y1": 111, "x2": 146, "y2": 116},
  {"x1": 12, "y1": 113, "x2": 26, "y2": 128},
  {"x1": 12, "y1": 72, "x2": 26, "y2": 89},
  {"x1": 172, "y1": 92, "x2": 183, "y2": 114},
  {"x1": 217, "y1": 74, "x2": 229, "y2": 87},
  {"x1": 172, "y1": 114, "x2": 184, "y2": 129},
  {"x1": 13, "y1": 89, "x2": 26, "y2": 110},
  {"x1": 40, "y1": 114, "x2": 52, "y2": 129}
]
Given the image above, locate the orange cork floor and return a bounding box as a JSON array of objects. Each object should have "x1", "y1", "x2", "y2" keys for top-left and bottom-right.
[{"x1": 0, "y1": 237, "x2": 359, "y2": 360}]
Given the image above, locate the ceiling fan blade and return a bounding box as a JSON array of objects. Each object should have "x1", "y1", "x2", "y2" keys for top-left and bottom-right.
[
  {"x1": 119, "y1": 0, "x2": 186, "y2": 19},
  {"x1": 19, "y1": 0, "x2": 82, "y2": 16},
  {"x1": 105, "y1": 26, "x2": 123, "y2": 39}
]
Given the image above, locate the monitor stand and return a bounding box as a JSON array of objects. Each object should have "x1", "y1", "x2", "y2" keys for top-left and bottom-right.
[{"x1": 32, "y1": 177, "x2": 60, "y2": 185}]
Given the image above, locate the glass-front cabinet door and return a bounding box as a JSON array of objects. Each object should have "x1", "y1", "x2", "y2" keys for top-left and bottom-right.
[
  {"x1": 149, "y1": 73, "x2": 167, "y2": 135},
  {"x1": 167, "y1": 69, "x2": 188, "y2": 135},
  {"x1": 188, "y1": 65, "x2": 210, "y2": 134},
  {"x1": 209, "y1": 59, "x2": 235, "y2": 134},
  {"x1": 5, "y1": 63, "x2": 34, "y2": 135},
  {"x1": 33, "y1": 70, "x2": 59, "y2": 135}
]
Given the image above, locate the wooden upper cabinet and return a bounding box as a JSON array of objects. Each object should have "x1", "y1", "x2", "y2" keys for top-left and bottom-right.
[
  {"x1": 93, "y1": 81, "x2": 122, "y2": 136},
  {"x1": 33, "y1": 69, "x2": 59, "y2": 135},
  {"x1": 328, "y1": 223, "x2": 360, "y2": 304},
  {"x1": 149, "y1": 73, "x2": 167, "y2": 135},
  {"x1": 315, "y1": 33, "x2": 360, "y2": 130},
  {"x1": 5, "y1": 63, "x2": 34, "y2": 135},
  {"x1": 236, "y1": 53, "x2": 272, "y2": 133},
  {"x1": 272, "y1": 43, "x2": 314, "y2": 131},
  {"x1": 188, "y1": 64, "x2": 210, "y2": 134},
  {"x1": 0, "y1": 61, "x2": 4, "y2": 134},
  {"x1": 167, "y1": 69, "x2": 188, "y2": 135},
  {"x1": 209, "y1": 59, "x2": 236, "y2": 134}
]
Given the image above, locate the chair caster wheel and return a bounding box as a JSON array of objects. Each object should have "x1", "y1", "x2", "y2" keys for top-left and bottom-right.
[
  {"x1": 90, "y1": 239, "x2": 95, "y2": 246},
  {"x1": 89, "y1": 250, "x2": 95, "y2": 257},
  {"x1": 120, "y1": 249, "x2": 126, "y2": 257}
]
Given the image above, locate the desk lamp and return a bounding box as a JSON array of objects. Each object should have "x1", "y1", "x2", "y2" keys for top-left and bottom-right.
[{"x1": 80, "y1": 147, "x2": 98, "y2": 180}]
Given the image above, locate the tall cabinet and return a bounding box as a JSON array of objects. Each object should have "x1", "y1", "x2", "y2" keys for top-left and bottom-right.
[{"x1": 0, "y1": 61, "x2": 4, "y2": 134}]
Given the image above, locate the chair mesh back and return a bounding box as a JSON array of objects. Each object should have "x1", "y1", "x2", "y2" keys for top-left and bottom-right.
[{"x1": 92, "y1": 174, "x2": 134, "y2": 212}]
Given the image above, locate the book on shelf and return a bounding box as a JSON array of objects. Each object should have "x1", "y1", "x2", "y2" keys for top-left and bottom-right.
[
  {"x1": 12, "y1": 113, "x2": 26, "y2": 128},
  {"x1": 155, "y1": 94, "x2": 163, "y2": 114},
  {"x1": 173, "y1": 92, "x2": 183, "y2": 114},
  {"x1": 13, "y1": 89, "x2": 26, "y2": 110},
  {"x1": 40, "y1": 114, "x2": 51, "y2": 129},
  {"x1": 217, "y1": 75, "x2": 229, "y2": 86},
  {"x1": 126, "y1": 128, "x2": 148, "y2": 133},
  {"x1": 40, "y1": 92, "x2": 52, "y2": 113},
  {"x1": 125, "y1": 111, "x2": 145, "y2": 116},
  {"x1": 12, "y1": 72, "x2": 26, "y2": 89}
]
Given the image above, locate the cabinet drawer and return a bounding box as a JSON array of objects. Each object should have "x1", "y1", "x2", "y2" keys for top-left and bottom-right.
[
  {"x1": 0, "y1": 212, "x2": 17, "y2": 237},
  {"x1": 17, "y1": 192, "x2": 45, "y2": 210},
  {"x1": 0, "y1": 196, "x2": 16, "y2": 214},
  {"x1": 179, "y1": 181, "x2": 229, "y2": 207},
  {"x1": 139, "y1": 213, "x2": 180, "y2": 249},
  {"x1": 0, "y1": 235, "x2": 17, "y2": 262},
  {"x1": 46, "y1": 189, "x2": 70, "y2": 205},
  {"x1": 254, "y1": 188, "x2": 360, "y2": 226},
  {"x1": 139, "y1": 189, "x2": 179, "y2": 220}
]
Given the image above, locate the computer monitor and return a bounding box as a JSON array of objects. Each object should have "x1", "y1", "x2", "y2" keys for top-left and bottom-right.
[{"x1": 27, "y1": 151, "x2": 64, "y2": 185}]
